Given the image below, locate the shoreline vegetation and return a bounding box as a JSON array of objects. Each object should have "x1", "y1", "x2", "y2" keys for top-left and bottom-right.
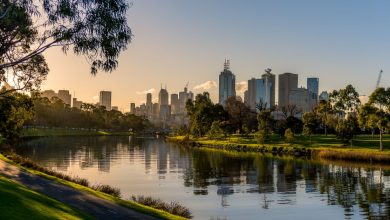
[
  {"x1": 0, "y1": 152, "x2": 190, "y2": 220},
  {"x1": 166, "y1": 134, "x2": 390, "y2": 164},
  {"x1": 20, "y1": 127, "x2": 135, "y2": 137}
]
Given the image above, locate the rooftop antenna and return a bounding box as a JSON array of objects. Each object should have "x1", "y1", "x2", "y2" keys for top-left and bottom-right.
[{"x1": 224, "y1": 59, "x2": 230, "y2": 71}]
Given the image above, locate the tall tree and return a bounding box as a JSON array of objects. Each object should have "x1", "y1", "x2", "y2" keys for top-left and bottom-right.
[
  {"x1": 330, "y1": 84, "x2": 361, "y2": 115},
  {"x1": 367, "y1": 87, "x2": 390, "y2": 150},
  {"x1": 315, "y1": 100, "x2": 334, "y2": 136},
  {"x1": 303, "y1": 112, "x2": 319, "y2": 144}
]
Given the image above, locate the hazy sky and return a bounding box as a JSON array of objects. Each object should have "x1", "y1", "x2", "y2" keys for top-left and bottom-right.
[{"x1": 42, "y1": 0, "x2": 390, "y2": 111}]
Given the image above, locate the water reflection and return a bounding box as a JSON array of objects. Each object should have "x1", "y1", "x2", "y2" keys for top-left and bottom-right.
[{"x1": 16, "y1": 137, "x2": 390, "y2": 219}]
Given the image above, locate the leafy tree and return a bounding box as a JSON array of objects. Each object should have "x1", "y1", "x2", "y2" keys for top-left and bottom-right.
[
  {"x1": 280, "y1": 104, "x2": 302, "y2": 119},
  {"x1": 286, "y1": 116, "x2": 303, "y2": 134},
  {"x1": 208, "y1": 121, "x2": 226, "y2": 140},
  {"x1": 303, "y1": 112, "x2": 319, "y2": 144},
  {"x1": 186, "y1": 92, "x2": 228, "y2": 137},
  {"x1": 315, "y1": 100, "x2": 334, "y2": 136},
  {"x1": 0, "y1": 0, "x2": 132, "y2": 96},
  {"x1": 330, "y1": 84, "x2": 361, "y2": 115},
  {"x1": 225, "y1": 96, "x2": 250, "y2": 134},
  {"x1": 366, "y1": 87, "x2": 390, "y2": 150},
  {"x1": 335, "y1": 115, "x2": 358, "y2": 145},
  {"x1": 0, "y1": 90, "x2": 34, "y2": 141}
]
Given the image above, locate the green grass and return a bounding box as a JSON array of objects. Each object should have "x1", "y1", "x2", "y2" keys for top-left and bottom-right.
[
  {"x1": 0, "y1": 153, "x2": 188, "y2": 220},
  {"x1": 0, "y1": 175, "x2": 93, "y2": 220},
  {"x1": 167, "y1": 134, "x2": 390, "y2": 163},
  {"x1": 21, "y1": 128, "x2": 133, "y2": 137}
]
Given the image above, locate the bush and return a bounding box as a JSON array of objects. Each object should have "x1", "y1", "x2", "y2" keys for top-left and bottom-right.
[
  {"x1": 131, "y1": 195, "x2": 192, "y2": 219},
  {"x1": 284, "y1": 128, "x2": 294, "y2": 143}
]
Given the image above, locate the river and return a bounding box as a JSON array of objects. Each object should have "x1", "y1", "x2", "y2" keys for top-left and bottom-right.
[{"x1": 16, "y1": 136, "x2": 390, "y2": 220}]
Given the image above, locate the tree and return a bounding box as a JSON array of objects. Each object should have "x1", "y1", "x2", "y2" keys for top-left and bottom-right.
[
  {"x1": 208, "y1": 121, "x2": 226, "y2": 140},
  {"x1": 330, "y1": 84, "x2": 361, "y2": 115},
  {"x1": 225, "y1": 96, "x2": 250, "y2": 134},
  {"x1": 0, "y1": 90, "x2": 34, "y2": 141},
  {"x1": 186, "y1": 92, "x2": 228, "y2": 137},
  {"x1": 0, "y1": 0, "x2": 132, "y2": 96},
  {"x1": 257, "y1": 110, "x2": 274, "y2": 144},
  {"x1": 303, "y1": 112, "x2": 319, "y2": 144},
  {"x1": 315, "y1": 100, "x2": 334, "y2": 136},
  {"x1": 335, "y1": 115, "x2": 357, "y2": 145},
  {"x1": 367, "y1": 87, "x2": 390, "y2": 150},
  {"x1": 280, "y1": 104, "x2": 302, "y2": 119}
]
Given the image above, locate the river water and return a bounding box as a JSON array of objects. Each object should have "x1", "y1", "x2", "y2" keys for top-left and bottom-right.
[{"x1": 16, "y1": 136, "x2": 390, "y2": 220}]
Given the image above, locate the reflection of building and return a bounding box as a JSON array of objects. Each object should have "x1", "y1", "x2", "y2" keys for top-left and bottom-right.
[
  {"x1": 219, "y1": 59, "x2": 236, "y2": 106},
  {"x1": 99, "y1": 91, "x2": 111, "y2": 110},
  {"x1": 278, "y1": 73, "x2": 298, "y2": 107}
]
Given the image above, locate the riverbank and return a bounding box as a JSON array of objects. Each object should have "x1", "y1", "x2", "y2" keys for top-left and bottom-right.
[
  {"x1": 21, "y1": 127, "x2": 134, "y2": 137},
  {"x1": 167, "y1": 134, "x2": 390, "y2": 164},
  {"x1": 0, "y1": 153, "x2": 189, "y2": 220},
  {"x1": 0, "y1": 175, "x2": 93, "y2": 220}
]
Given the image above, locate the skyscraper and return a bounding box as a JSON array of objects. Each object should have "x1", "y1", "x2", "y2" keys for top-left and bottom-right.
[
  {"x1": 178, "y1": 86, "x2": 193, "y2": 114},
  {"x1": 158, "y1": 87, "x2": 170, "y2": 120},
  {"x1": 218, "y1": 59, "x2": 236, "y2": 106},
  {"x1": 146, "y1": 93, "x2": 153, "y2": 118},
  {"x1": 261, "y1": 68, "x2": 276, "y2": 108},
  {"x1": 99, "y1": 91, "x2": 111, "y2": 110},
  {"x1": 278, "y1": 73, "x2": 298, "y2": 107},
  {"x1": 58, "y1": 90, "x2": 71, "y2": 105},
  {"x1": 247, "y1": 77, "x2": 272, "y2": 110},
  {"x1": 307, "y1": 77, "x2": 319, "y2": 109},
  {"x1": 170, "y1": 93, "x2": 179, "y2": 115},
  {"x1": 72, "y1": 98, "x2": 83, "y2": 109},
  {"x1": 130, "y1": 103, "x2": 135, "y2": 114}
]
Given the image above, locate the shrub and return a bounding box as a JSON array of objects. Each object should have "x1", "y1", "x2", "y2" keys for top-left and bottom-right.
[
  {"x1": 285, "y1": 128, "x2": 294, "y2": 143},
  {"x1": 131, "y1": 195, "x2": 192, "y2": 219}
]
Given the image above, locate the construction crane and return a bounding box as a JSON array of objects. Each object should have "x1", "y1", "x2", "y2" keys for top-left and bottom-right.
[{"x1": 376, "y1": 70, "x2": 383, "y2": 88}]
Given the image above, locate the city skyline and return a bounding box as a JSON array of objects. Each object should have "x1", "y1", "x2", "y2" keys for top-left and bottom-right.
[{"x1": 40, "y1": 1, "x2": 390, "y2": 110}]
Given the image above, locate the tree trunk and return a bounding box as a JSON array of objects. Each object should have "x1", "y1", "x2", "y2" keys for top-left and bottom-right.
[
  {"x1": 372, "y1": 128, "x2": 374, "y2": 139},
  {"x1": 380, "y1": 129, "x2": 383, "y2": 151},
  {"x1": 324, "y1": 124, "x2": 327, "y2": 136}
]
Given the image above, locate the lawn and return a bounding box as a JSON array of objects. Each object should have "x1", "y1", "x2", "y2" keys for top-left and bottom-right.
[{"x1": 0, "y1": 175, "x2": 93, "y2": 220}]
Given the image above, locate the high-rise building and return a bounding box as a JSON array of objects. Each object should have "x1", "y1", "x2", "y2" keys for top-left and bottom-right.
[
  {"x1": 246, "y1": 77, "x2": 272, "y2": 110},
  {"x1": 158, "y1": 87, "x2": 169, "y2": 120},
  {"x1": 218, "y1": 59, "x2": 236, "y2": 106},
  {"x1": 278, "y1": 73, "x2": 298, "y2": 107},
  {"x1": 41, "y1": 90, "x2": 57, "y2": 100},
  {"x1": 178, "y1": 86, "x2": 193, "y2": 114},
  {"x1": 171, "y1": 93, "x2": 179, "y2": 115},
  {"x1": 261, "y1": 68, "x2": 276, "y2": 108},
  {"x1": 146, "y1": 93, "x2": 153, "y2": 118},
  {"x1": 130, "y1": 103, "x2": 136, "y2": 114},
  {"x1": 72, "y1": 98, "x2": 83, "y2": 109},
  {"x1": 58, "y1": 90, "x2": 71, "y2": 106},
  {"x1": 99, "y1": 91, "x2": 111, "y2": 110},
  {"x1": 289, "y1": 88, "x2": 309, "y2": 116},
  {"x1": 307, "y1": 77, "x2": 319, "y2": 109},
  {"x1": 319, "y1": 91, "x2": 329, "y2": 102}
]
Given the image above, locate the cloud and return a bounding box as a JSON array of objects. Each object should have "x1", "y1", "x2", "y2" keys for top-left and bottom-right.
[
  {"x1": 235, "y1": 81, "x2": 247, "y2": 93},
  {"x1": 92, "y1": 95, "x2": 98, "y2": 100},
  {"x1": 136, "y1": 88, "x2": 155, "y2": 95},
  {"x1": 193, "y1": 81, "x2": 217, "y2": 90}
]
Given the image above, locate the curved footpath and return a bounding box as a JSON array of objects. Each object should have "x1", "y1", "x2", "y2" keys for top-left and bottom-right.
[{"x1": 0, "y1": 159, "x2": 158, "y2": 220}]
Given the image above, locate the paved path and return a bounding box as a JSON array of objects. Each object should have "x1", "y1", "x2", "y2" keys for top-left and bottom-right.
[{"x1": 0, "y1": 159, "x2": 159, "y2": 220}]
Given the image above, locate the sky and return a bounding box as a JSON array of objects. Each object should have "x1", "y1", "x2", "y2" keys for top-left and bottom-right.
[{"x1": 42, "y1": 0, "x2": 390, "y2": 111}]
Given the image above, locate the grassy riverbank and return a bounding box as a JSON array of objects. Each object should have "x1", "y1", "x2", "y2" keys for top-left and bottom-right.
[
  {"x1": 0, "y1": 153, "x2": 189, "y2": 220},
  {"x1": 0, "y1": 175, "x2": 93, "y2": 220},
  {"x1": 21, "y1": 127, "x2": 133, "y2": 137},
  {"x1": 167, "y1": 134, "x2": 390, "y2": 163}
]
